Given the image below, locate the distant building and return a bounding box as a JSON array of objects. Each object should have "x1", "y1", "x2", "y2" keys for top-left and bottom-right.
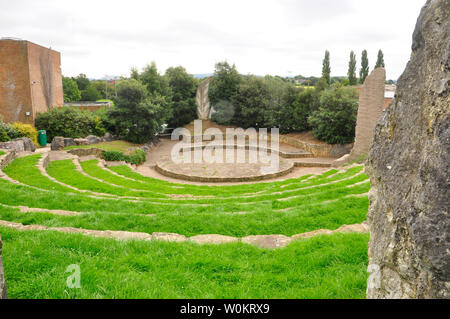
[{"x1": 0, "y1": 38, "x2": 64, "y2": 124}]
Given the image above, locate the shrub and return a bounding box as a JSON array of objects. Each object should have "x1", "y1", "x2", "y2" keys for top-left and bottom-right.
[
  {"x1": 0, "y1": 118, "x2": 20, "y2": 142},
  {"x1": 308, "y1": 87, "x2": 359, "y2": 144},
  {"x1": 125, "y1": 149, "x2": 146, "y2": 165},
  {"x1": 102, "y1": 150, "x2": 125, "y2": 162},
  {"x1": 11, "y1": 122, "x2": 38, "y2": 145},
  {"x1": 35, "y1": 107, "x2": 107, "y2": 141},
  {"x1": 102, "y1": 149, "x2": 146, "y2": 165}
]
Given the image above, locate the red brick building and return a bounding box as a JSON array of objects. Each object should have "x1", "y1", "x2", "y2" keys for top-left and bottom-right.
[{"x1": 0, "y1": 38, "x2": 64, "y2": 124}]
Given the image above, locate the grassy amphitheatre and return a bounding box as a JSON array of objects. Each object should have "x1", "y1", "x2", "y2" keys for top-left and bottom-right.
[{"x1": 0, "y1": 151, "x2": 370, "y2": 298}]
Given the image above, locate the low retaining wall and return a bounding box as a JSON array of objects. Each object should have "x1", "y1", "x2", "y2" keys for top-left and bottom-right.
[
  {"x1": 155, "y1": 161, "x2": 294, "y2": 183},
  {"x1": 0, "y1": 150, "x2": 17, "y2": 170},
  {"x1": 180, "y1": 144, "x2": 312, "y2": 159},
  {"x1": 279, "y1": 136, "x2": 353, "y2": 158},
  {"x1": 67, "y1": 148, "x2": 103, "y2": 158}
]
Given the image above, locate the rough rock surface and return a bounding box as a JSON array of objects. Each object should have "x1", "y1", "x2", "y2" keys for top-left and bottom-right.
[
  {"x1": 0, "y1": 137, "x2": 36, "y2": 152},
  {"x1": 241, "y1": 235, "x2": 291, "y2": 249},
  {"x1": 366, "y1": 0, "x2": 449, "y2": 299},
  {"x1": 0, "y1": 235, "x2": 7, "y2": 299},
  {"x1": 196, "y1": 78, "x2": 211, "y2": 120},
  {"x1": 51, "y1": 136, "x2": 65, "y2": 151},
  {"x1": 74, "y1": 138, "x2": 89, "y2": 146},
  {"x1": 64, "y1": 138, "x2": 76, "y2": 147},
  {"x1": 86, "y1": 135, "x2": 102, "y2": 145},
  {"x1": 103, "y1": 133, "x2": 115, "y2": 142},
  {"x1": 189, "y1": 234, "x2": 238, "y2": 245}
]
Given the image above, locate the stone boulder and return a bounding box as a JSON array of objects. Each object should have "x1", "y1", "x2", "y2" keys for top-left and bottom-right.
[
  {"x1": 74, "y1": 138, "x2": 89, "y2": 146},
  {"x1": 103, "y1": 132, "x2": 115, "y2": 142},
  {"x1": 86, "y1": 135, "x2": 102, "y2": 145},
  {"x1": 0, "y1": 235, "x2": 7, "y2": 299},
  {"x1": 366, "y1": 0, "x2": 449, "y2": 299},
  {"x1": 0, "y1": 137, "x2": 36, "y2": 152},
  {"x1": 64, "y1": 138, "x2": 76, "y2": 147},
  {"x1": 51, "y1": 136, "x2": 65, "y2": 151}
]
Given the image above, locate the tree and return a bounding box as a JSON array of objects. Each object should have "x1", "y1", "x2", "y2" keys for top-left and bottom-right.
[
  {"x1": 208, "y1": 61, "x2": 242, "y2": 125},
  {"x1": 308, "y1": 87, "x2": 359, "y2": 144},
  {"x1": 81, "y1": 85, "x2": 102, "y2": 101},
  {"x1": 232, "y1": 76, "x2": 271, "y2": 128},
  {"x1": 107, "y1": 79, "x2": 169, "y2": 143},
  {"x1": 360, "y1": 50, "x2": 369, "y2": 84},
  {"x1": 276, "y1": 88, "x2": 316, "y2": 133},
  {"x1": 348, "y1": 51, "x2": 357, "y2": 86},
  {"x1": 74, "y1": 73, "x2": 90, "y2": 91},
  {"x1": 321, "y1": 50, "x2": 331, "y2": 85},
  {"x1": 62, "y1": 76, "x2": 81, "y2": 102},
  {"x1": 375, "y1": 49, "x2": 385, "y2": 68},
  {"x1": 139, "y1": 62, "x2": 172, "y2": 98},
  {"x1": 165, "y1": 66, "x2": 198, "y2": 128}
]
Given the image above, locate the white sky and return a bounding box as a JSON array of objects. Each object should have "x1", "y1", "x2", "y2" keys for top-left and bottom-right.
[{"x1": 1, "y1": 0, "x2": 426, "y2": 80}]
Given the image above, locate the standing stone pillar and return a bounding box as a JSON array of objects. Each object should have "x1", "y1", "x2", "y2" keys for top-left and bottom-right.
[
  {"x1": 0, "y1": 235, "x2": 7, "y2": 299},
  {"x1": 351, "y1": 68, "x2": 386, "y2": 158},
  {"x1": 333, "y1": 68, "x2": 386, "y2": 166},
  {"x1": 366, "y1": 0, "x2": 449, "y2": 299},
  {"x1": 196, "y1": 78, "x2": 211, "y2": 120}
]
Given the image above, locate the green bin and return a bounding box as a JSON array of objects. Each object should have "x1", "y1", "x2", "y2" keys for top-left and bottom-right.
[{"x1": 38, "y1": 130, "x2": 47, "y2": 146}]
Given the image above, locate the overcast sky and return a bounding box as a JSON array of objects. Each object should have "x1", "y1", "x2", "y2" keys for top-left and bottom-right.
[{"x1": 1, "y1": 0, "x2": 426, "y2": 80}]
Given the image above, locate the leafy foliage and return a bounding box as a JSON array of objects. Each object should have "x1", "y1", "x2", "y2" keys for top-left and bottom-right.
[
  {"x1": 348, "y1": 51, "x2": 358, "y2": 86},
  {"x1": 209, "y1": 62, "x2": 241, "y2": 125},
  {"x1": 62, "y1": 76, "x2": 81, "y2": 102},
  {"x1": 102, "y1": 149, "x2": 146, "y2": 165},
  {"x1": 308, "y1": 87, "x2": 359, "y2": 144},
  {"x1": 0, "y1": 118, "x2": 20, "y2": 142},
  {"x1": 107, "y1": 79, "x2": 168, "y2": 143},
  {"x1": 35, "y1": 107, "x2": 106, "y2": 141},
  {"x1": 322, "y1": 50, "x2": 331, "y2": 85},
  {"x1": 360, "y1": 50, "x2": 369, "y2": 84},
  {"x1": 11, "y1": 122, "x2": 38, "y2": 145},
  {"x1": 165, "y1": 66, "x2": 198, "y2": 128},
  {"x1": 375, "y1": 49, "x2": 385, "y2": 68},
  {"x1": 81, "y1": 85, "x2": 102, "y2": 101}
]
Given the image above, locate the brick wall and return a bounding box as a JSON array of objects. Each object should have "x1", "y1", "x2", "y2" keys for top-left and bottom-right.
[
  {"x1": 0, "y1": 39, "x2": 63, "y2": 124},
  {"x1": 0, "y1": 40, "x2": 33, "y2": 123}
]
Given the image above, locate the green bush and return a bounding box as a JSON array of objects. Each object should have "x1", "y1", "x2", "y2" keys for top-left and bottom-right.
[
  {"x1": 101, "y1": 150, "x2": 125, "y2": 162},
  {"x1": 11, "y1": 122, "x2": 38, "y2": 145},
  {"x1": 0, "y1": 118, "x2": 21, "y2": 142},
  {"x1": 308, "y1": 87, "x2": 359, "y2": 144},
  {"x1": 35, "y1": 107, "x2": 106, "y2": 142},
  {"x1": 125, "y1": 149, "x2": 146, "y2": 165},
  {"x1": 102, "y1": 149, "x2": 146, "y2": 165}
]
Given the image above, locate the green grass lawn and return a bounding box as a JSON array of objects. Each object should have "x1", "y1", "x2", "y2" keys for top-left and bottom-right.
[
  {"x1": 0, "y1": 150, "x2": 5, "y2": 156},
  {"x1": 1, "y1": 227, "x2": 369, "y2": 299},
  {"x1": 0, "y1": 154, "x2": 371, "y2": 299},
  {"x1": 64, "y1": 140, "x2": 141, "y2": 152}
]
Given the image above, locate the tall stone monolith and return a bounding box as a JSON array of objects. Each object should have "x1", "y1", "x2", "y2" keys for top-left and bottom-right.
[
  {"x1": 333, "y1": 68, "x2": 386, "y2": 166},
  {"x1": 366, "y1": 0, "x2": 449, "y2": 299},
  {"x1": 196, "y1": 78, "x2": 211, "y2": 120}
]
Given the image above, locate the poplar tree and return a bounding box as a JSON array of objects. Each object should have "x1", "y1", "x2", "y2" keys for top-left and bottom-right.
[
  {"x1": 348, "y1": 51, "x2": 357, "y2": 86},
  {"x1": 375, "y1": 49, "x2": 385, "y2": 68},
  {"x1": 360, "y1": 50, "x2": 369, "y2": 84},
  {"x1": 322, "y1": 50, "x2": 331, "y2": 85}
]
